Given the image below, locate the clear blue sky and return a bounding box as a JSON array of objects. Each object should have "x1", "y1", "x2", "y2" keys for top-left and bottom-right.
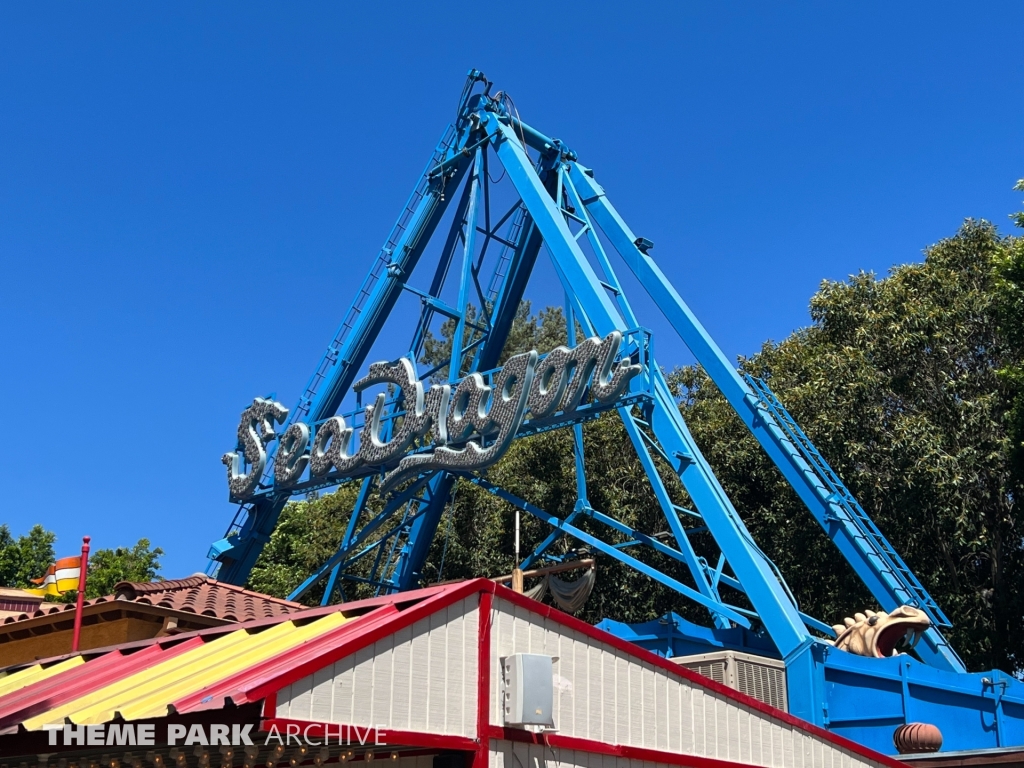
[{"x1": 1, "y1": 3, "x2": 1021, "y2": 580}]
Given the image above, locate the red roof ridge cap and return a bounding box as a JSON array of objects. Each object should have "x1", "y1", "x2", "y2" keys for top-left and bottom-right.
[
  {"x1": 191, "y1": 579, "x2": 304, "y2": 608},
  {"x1": 112, "y1": 576, "x2": 303, "y2": 610},
  {"x1": 113, "y1": 575, "x2": 206, "y2": 596}
]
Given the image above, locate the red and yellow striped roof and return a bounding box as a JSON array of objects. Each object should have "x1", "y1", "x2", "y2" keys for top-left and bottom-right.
[{"x1": 0, "y1": 582, "x2": 463, "y2": 733}]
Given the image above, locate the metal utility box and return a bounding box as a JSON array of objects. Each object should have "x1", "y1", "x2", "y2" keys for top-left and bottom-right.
[
  {"x1": 672, "y1": 650, "x2": 788, "y2": 712},
  {"x1": 502, "y1": 653, "x2": 555, "y2": 727}
]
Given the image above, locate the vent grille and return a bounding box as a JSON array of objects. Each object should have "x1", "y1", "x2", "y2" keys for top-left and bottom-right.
[
  {"x1": 693, "y1": 660, "x2": 727, "y2": 685},
  {"x1": 735, "y1": 657, "x2": 787, "y2": 710},
  {"x1": 672, "y1": 651, "x2": 788, "y2": 712}
]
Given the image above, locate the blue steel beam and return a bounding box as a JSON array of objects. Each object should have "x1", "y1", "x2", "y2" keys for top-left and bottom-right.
[
  {"x1": 292, "y1": 141, "x2": 558, "y2": 597},
  {"x1": 567, "y1": 162, "x2": 963, "y2": 673},
  {"x1": 557, "y1": 168, "x2": 732, "y2": 630},
  {"x1": 288, "y1": 475, "x2": 432, "y2": 601},
  {"x1": 470, "y1": 478, "x2": 751, "y2": 626},
  {"x1": 388, "y1": 147, "x2": 560, "y2": 591},
  {"x1": 483, "y1": 114, "x2": 811, "y2": 660},
  {"x1": 214, "y1": 147, "x2": 472, "y2": 585}
]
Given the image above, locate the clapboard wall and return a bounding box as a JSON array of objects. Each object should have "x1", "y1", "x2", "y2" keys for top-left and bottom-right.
[
  {"x1": 276, "y1": 597, "x2": 478, "y2": 737},
  {"x1": 275, "y1": 590, "x2": 889, "y2": 768},
  {"x1": 489, "y1": 739, "x2": 677, "y2": 768},
  {"x1": 488, "y1": 597, "x2": 879, "y2": 768}
]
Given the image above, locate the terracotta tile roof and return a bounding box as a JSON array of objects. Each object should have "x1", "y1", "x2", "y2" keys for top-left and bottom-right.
[{"x1": 0, "y1": 576, "x2": 302, "y2": 626}]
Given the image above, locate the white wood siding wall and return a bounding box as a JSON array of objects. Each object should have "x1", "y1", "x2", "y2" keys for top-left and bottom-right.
[
  {"x1": 490, "y1": 739, "x2": 677, "y2": 768},
  {"x1": 277, "y1": 597, "x2": 478, "y2": 737},
  {"x1": 489, "y1": 598, "x2": 883, "y2": 768}
]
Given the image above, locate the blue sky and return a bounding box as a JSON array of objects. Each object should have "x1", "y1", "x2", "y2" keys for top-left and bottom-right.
[{"x1": 1, "y1": 3, "x2": 1021, "y2": 580}]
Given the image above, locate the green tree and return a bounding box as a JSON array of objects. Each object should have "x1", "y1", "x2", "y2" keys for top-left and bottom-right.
[
  {"x1": 84, "y1": 539, "x2": 164, "y2": 598},
  {"x1": 0, "y1": 526, "x2": 165, "y2": 601},
  {"x1": 996, "y1": 181, "x2": 1024, "y2": 492},
  {"x1": 249, "y1": 214, "x2": 1024, "y2": 674},
  {"x1": 674, "y1": 218, "x2": 1024, "y2": 673},
  {"x1": 0, "y1": 525, "x2": 57, "y2": 589},
  {"x1": 247, "y1": 488, "x2": 358, "y2": 605}
]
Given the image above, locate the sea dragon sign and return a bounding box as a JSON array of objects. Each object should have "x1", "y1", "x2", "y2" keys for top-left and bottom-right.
[{"x1": 223, "y1": 331, "x2": 641, "y2": 500}]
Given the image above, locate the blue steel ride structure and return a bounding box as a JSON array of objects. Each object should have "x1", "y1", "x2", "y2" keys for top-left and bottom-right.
[{"x1": 209, "y1": 71, "x2": 1024, "y2": 752}]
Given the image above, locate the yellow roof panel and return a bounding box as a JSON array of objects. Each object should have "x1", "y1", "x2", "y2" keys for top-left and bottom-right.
[
  {"x1": 24, "y1": 612, "x2": 346, "y2": 730},
  {"x1": 0, "y1": 657, "x2": 83, "y2": 697},
  {"x1": 110, "y1": 613, "x2": 346, "y2": 723}
]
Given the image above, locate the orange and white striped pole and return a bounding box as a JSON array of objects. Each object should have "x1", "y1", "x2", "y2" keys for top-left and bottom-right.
[{"x1": 71, "y1": 536, "x2": 90, "y2": 653}]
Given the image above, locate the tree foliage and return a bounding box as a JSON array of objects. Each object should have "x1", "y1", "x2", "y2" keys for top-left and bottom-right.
[
  {"x1": 0, "y1": 525, "x2": 57, "y2": 590},
  {"x1": 0, "y1": 527, "x2": 164, "y2": 601},
  {"x1": 84, "y1": 539, "x2": 164, "y2": 599},
  {"x1": 674, "y1": 218, "x2": 1024, "y2": 673},
  {"x1": 248, "y1": 214, "x2": 1024, "y2": 674},
  {"x1": 247, "y1": 488, "x2": 357, "y2": 605}
]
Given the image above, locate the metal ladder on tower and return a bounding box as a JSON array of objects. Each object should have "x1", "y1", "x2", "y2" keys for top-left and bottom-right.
[
  {"x1": 212, "y1": 126, "x2": 458, "y2": 548},
  {"x1": 486, "y1": 204, "x2": 527, "y2": 303},
  {"x1": 743, "y1": 374, "x2": 952, "y2": 629}
]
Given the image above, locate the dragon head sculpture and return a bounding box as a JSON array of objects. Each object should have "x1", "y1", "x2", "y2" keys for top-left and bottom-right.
[{"x1": 830, "y1": 606, "x2": 931, "y2": 658}]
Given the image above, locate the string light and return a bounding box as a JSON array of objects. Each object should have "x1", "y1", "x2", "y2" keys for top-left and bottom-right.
[{"x1": 390, "y1": 754, "x2": 399, "y2": 762}]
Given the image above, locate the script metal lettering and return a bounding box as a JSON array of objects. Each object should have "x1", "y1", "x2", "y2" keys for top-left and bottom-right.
[
  {"x1": 222, "y1": 398, "x2": 289, "y2": 498},
  {"x1": 223, "y1": 331, "x2": 641, "y2": 499}
]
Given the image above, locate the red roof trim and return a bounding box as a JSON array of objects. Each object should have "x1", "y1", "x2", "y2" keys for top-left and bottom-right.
[
  {"x1": 243, "y1": 580, "x2": 899, "y2": 767},
  {"x1": 3, "y1": 582, "x2": 456, "y2": 671},
  {"x1": 244, "y1": 581, "x2": 483, "y2": 701},
  {"x1": 0, "y1": 577, "x2": 899, "y2": 768},
  {"x1": 171, "y1": 606, "x2": 401, "y2": 714},
  {"x1": 483, "y1": 582, "x2": 905, "y2": 768},
  {"x1": 474, "y1": 592, "x2": 493, "y2": 768},
  {"x1": 0, "y1": 637, "x2": 206, "y2": 731}
]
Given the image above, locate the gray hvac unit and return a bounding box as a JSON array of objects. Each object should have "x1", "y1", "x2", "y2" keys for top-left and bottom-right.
[
  {"x1": 502, "y1": 653, "x2": 555, "y2": 727},
  {"x1": 672, "y1": 650, "x2": 788, "y2": 712}
]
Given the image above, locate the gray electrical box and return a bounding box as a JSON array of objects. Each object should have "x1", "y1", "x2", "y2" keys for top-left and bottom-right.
[{"x1": 502, "y1": 653, "x2": 554, "y2": 727}]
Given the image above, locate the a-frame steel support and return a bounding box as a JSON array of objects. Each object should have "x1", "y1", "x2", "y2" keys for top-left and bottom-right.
[{"x1": 209, "y1": 71, "x2": 963, "y2": 681}]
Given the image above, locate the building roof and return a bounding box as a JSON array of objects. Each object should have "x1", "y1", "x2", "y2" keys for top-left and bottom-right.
[
  {"x1": 0, "y1": 575, "x2": 302, "y2": 627},
  {"x1": 0, "y1": 580, "x2": 904, "y2": 768},
  {"x1": 0, "y1": 589, "x2": 43, "y2": 622}
]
